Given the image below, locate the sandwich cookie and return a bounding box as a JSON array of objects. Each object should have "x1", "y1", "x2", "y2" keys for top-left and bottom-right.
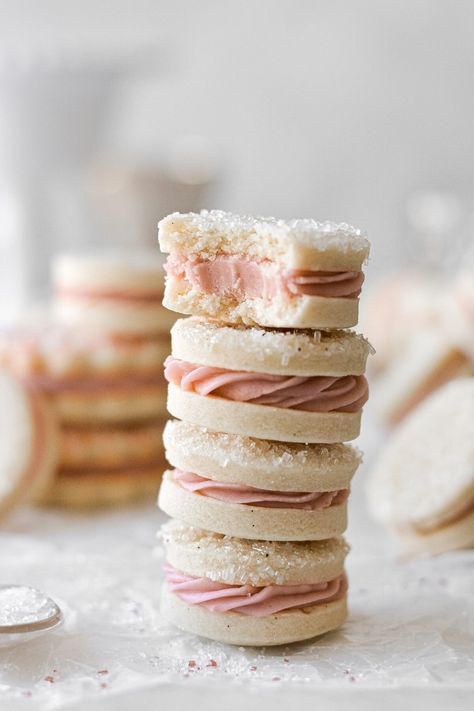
[
  {"x1": 159, "y1": 209, "x2": 370, "y2": 329},
  {"x1": 362, "y1": 271, "x2": 441, "y2": 377},
  {"x1": 0, "y1": 324, "x2": 168, "y2": 424},
  {"x1": 42, "y1": 420, "x2": 166, "y2": 507},
  {"x1": 159, "y1": 420, "x2": 361, "y2": 540},
  {"x1": 59, "y1": 421, "x2": 165, "y2": 470},
  {"x1": 164, "y1": 318, "x2": 371, "y2": 443},
  {"x1": 0, "y1": 370, "x2": 58, "y2": 517},
  {"x1": 41, "y1": 460, "x2": 166, "y2": 509},
  {"x1": 372, "y1": 271, "x2": 474, "y2": 426},
  {"x1": 160, "y1": 520, "x2": 349, "y2": 646},
  {"x1": 368, "y1": 378, "x2": 474, "y2": 555},
  {"x1": 53, "y1": 250, "x2": 176, "y2": 336}
]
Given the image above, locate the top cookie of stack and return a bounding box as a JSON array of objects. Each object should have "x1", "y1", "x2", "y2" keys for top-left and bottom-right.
[{"x1": 159, "y1": 209, "x2": 370, "y2": 329}]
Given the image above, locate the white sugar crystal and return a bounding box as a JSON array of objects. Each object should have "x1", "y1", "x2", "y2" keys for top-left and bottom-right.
[
  {"x1": 160, "y1": 210, "x2": 368, "y2": 251},
  {"x1": 0, "y1": 586, "x2": 58, "y2": 627},
  {"x1": 164, "y1": 420, "x2": 362, "y2": 474},
  {"x1": 162, "y1": 521, "x2": 349, "y2": 586}
]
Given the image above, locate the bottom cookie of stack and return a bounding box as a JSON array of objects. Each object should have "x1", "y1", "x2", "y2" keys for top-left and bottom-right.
[{"x1": 160, "y1": 521, "x2": 349, "y2": 646}]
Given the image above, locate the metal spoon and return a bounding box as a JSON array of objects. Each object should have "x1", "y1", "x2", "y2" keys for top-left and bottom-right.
[{"x1": 0, "y1": 585, "x2": 63, "y2": 647}]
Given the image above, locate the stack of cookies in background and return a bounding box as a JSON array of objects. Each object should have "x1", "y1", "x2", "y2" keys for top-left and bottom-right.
[
  {"x1": 0, "y1": 251, "x2": 173, "y2": 508},
  {"x1": 156, "y1": 210, "x2": 371, "y2": 646}
]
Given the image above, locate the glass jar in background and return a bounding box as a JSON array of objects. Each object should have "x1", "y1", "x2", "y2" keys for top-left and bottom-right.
[{"x1": 404, "y1": 189, "x2": 472, "y2": 276}]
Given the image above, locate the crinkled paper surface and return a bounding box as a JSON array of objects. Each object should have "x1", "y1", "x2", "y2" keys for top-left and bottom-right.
[{"x1": 0, "y1": 417, "x2": 473, "y2": 710}]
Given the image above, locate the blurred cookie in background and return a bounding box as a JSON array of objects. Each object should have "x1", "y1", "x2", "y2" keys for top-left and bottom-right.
[
  {"x1": 52, "y1": 250, "x2": 175, "y2": 336},
  {"x1": 42, "y1": 421, "x2": 167, "y2": 509},
  {"x1": 42, "y1": 463, "x2": 166, "y2": 509},
  {"x1": 362, "y1": 271, "x2": 442, "y2": 377},
  {"x1": 0, "y1": 370, "x2": 58, "y2": 519},
  {"x1": 0, "y1": 323, "x2": 168, "y2": 424},
  {"x1": 0, "y1": 321, "x2": 168, "y2": 508},
  {"x1": 367, "y1": 378, "x2": 474, "y2": 556},
  {"x1": 59, "y1": 420, "x2": 164, "y2": 470},
  {"x1": 370, "y1": 270, "x2": 474, "y2": 426}
]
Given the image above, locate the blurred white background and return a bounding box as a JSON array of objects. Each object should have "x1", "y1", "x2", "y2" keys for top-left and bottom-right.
[{"x1": 0, "y1": 0, "x2": 473, "y2": 311}]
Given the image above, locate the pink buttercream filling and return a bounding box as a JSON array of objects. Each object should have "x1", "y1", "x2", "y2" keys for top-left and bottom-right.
[
  {"x1": 172, "y1": 468, "x2": 349, "y2": 510},
  {"x1": 164, "y1": 356, "x2": 368, "y2": 413},
  {"x1": 165, "y1": 564, "x2": 347, "y2": 617},
  {"x1": 165, "y1": 254, "x2": 364, "y2": 299}
]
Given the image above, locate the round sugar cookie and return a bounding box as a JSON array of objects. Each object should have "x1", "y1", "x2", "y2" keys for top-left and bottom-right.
[
  {"x1": 0, "y1": 371, "x2": 58, "y2": 517},
  {"x1": 171, "y1": 317, "x2": 371, "y2": 376},
  {"x1": 53, "y1": 383, "x2": 167, "y2": 425},
  {"x1": 159, "y1": 470, "x2": 348, "y2": 540},
  {"x1": 368, "y1": 378, "x2": 474, "y2": 553},
  {"x1": 167, "y1": 384, "x2": 361, "y2": 443},
  {"x1": 161, "y1": 520, "x2": 348, "y2": 586},
  {"x1": 163, "y1": 420, "x2": 361, "y2": 491},
  {"x1": 161, "y1": 585, "x2": 347, "y2": 646},
  {"x1": 59, "y1": 421, "x2": 165, "y2": 469},
  {"x1": 0, "y1": 323, "x2": 168, "y2": 425},
  {"x1": 53, "y1": 250, "x2": 173, "y2": 336},
  {"x1": 396, "y1": 510, "x2": 474, "y2": 556},
  {"x1": 41, "y1": 462, "x2": 165, "y2": 509}
]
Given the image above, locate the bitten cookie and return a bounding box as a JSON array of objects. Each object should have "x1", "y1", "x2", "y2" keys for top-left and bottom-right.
[
  {"x1": 0, "y1": 370, "x2": 58, "y2": 517},
  {"x1": 159, "y1": 209, "x2": 370, "y2": 329},
  {"x1": 164, "y1": 318, "x2": 371, "y2": 443},
  {"x1": 160, "y1": 520, "x2": 349, "y2": 646},
  {"x1": 159, "y1": 420, "x2": 361, "y2": 540},
  {"x1": 368, "y1": 378, "x2": 474, "y2": 555},
  {"x1": 53, "y1": 250, "x2": 176, "y2": 336}
]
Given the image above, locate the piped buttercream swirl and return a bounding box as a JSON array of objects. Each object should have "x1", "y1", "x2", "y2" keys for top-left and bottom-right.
[
  {"x1": 164, "y1": 357, "x2": 368, "y2": 413},
  {"x1": 165, "y1": 564, "x2": 347, "y2": 617},
  {"x1": 172, "y1": 469, "x2": 349, "y2": 510}
]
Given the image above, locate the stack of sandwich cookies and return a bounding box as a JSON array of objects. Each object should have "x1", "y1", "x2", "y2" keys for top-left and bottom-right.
[
  {"x1": 0, "y1": 323, "x2": 168, "y2": 507},
  {"x1": 50, "y1": 250, "x2": 173, "y2": 506},
  {"x1": 157, "y1": 209, "x2": 371, "y2": 645}
]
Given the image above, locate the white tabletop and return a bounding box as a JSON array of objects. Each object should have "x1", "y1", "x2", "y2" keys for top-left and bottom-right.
[{"x1": 0, "y1": 413, "x2": 473, "y2": 711}]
